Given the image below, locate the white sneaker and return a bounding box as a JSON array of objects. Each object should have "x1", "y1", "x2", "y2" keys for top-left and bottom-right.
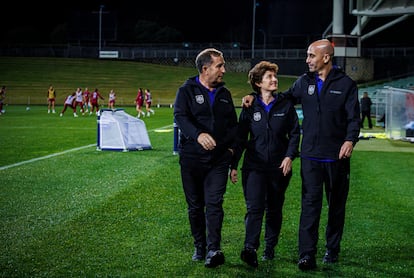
[
  {"x1": 48, "y1": 110, "x2": 50, "y2": 114},
  {"x1": 52, "y1": 110, "x2": 56, "y2": 114},
  {"x1": 74, "y1": 113, "x2": 78, "y2": 117},
  {"x1": 60, "y1": 113, "x2": 63, "y2": 117}
]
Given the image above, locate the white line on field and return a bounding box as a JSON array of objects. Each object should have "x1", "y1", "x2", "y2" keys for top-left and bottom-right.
[
  {"x1": 0, "y1": 144, "x2": 96, "y2": 171},
  {"x1": 0, "y1": 124, "x2": 175, "y2": 171}
]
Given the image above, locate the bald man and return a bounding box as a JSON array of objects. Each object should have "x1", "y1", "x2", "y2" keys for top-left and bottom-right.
[{"x1": 242, "y1": 39, "x2": 361, "y2": 270}]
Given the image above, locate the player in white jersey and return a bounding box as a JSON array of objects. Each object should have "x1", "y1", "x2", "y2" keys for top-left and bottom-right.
[
  {"x1": 108, "y1": 89, "x2": 116, "y2": 109},
  {"x1": 145, "y1": 88, "x2": 155, "y2": 117},
  {"x1": 60, "y1": 92, "x2": 78, "y2": 117},
  {"x1": 74, "y1": 87, "x2": 85, "y2": 115}
]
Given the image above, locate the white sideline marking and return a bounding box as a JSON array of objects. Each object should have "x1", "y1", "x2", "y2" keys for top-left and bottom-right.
[
  {"x1": 0, "y1": 144, "x2": 96, "y2": 171},
  {"x1": 0, "y1": 124, "x2": 175, "y2": 171}
]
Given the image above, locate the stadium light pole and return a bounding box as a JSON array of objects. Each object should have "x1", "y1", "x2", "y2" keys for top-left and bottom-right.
[
  {"x1": 258, "y1": 29, "x2": 266, "y2": 57},
  {"x1": 99, "y1": 5, "x2": 104, "y2": 54},
  {"x1": 251, "y1": 0, "x2": 256, "y2": 59}
]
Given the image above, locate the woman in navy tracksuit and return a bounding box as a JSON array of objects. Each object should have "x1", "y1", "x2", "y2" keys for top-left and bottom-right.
[{"x1": 230, "y1": 61, "x2": 300, "y2": 267}]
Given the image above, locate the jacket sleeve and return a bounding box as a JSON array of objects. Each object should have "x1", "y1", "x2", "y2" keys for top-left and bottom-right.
[
  {"x1": 282, "y1": 77, "x2": 304, "y2": 105},
  {"x1": 173, "y1": 86, "x2": 202, "y2": 141},
  {"x1": 218, "y1": 93, "x2": 239, "y2": 149},
  {"x1": 345, "y1": 82, "x2": 361, "y2": 145},
  {"x1": 230, "y1": 108, "x2": 250, "y2": 170},
  {"x1": 285, "y1": 103, "x2": 301, "y2": 160}
]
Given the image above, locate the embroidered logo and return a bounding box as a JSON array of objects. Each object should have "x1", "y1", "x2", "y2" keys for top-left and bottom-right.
[
  {"x1": 253, "y1": 112, "x2": 261, "y2": 121},
  {"x1": 195, "y1": 95, "x2": 204, "y2": 104},
  {"x1": 308, "y1": 85, "x2": 316, "y2": 95},
  {"x1": 329, "y1": 90, "x2": 342, "y2": 95}
]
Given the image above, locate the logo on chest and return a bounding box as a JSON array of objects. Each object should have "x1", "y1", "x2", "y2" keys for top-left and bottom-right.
[
  {"x1": 253, "y1": 112, "x2": 262, "y2": 121},
  {"x1": 195, "y1": 95, "x2": 205, "y2": 104},
  {"x1": 308, "y1": 85, "x2": 316, "y2": 96}
]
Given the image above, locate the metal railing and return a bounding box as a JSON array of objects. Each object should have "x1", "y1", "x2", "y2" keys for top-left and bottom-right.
[{"x1": 1, "y1": 44, "x2": 413, "y2": 60}]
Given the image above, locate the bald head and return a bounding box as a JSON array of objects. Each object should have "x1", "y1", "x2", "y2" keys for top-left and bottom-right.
[
  {"x1": 309, "y1": 39, "x2": 334, "y2": 57},
  {"x1": 306, "y1": 39, "x2": 335, "y2": 78}
]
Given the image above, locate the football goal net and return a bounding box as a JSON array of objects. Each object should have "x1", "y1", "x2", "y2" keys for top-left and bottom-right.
[{"x1": 97, "y1": 109, "x2": 152, "y2": 151}]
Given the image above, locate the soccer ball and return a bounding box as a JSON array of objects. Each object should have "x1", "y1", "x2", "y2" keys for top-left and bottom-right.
[{"x1": 26, "y1": 107, "x2": 30, "y2": 111}]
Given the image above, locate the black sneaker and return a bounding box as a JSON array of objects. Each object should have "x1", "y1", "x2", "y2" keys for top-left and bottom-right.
[
  {"x1": 241, "y1": 247, "x2": 258, "y2": 267},
  {"x1": 298, "y1": 254, "x2": 316, "y2": 271},
  {"x1": 204, "y1": 250, "x2": 225, "y2": 268},
  {"x1": 262, "y1": 248, "x2": 275, "y2": 261},
  {"x1": 322, "y1": 250, "x2": 339, "y2": 264},
  {"x1": 192, "y1": 246, "x2": 206, "y2": 261}
]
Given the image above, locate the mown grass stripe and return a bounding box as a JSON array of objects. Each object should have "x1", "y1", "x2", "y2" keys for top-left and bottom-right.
[{"x1": 0, "y1": 124, "x2": 175, "y2": 171}]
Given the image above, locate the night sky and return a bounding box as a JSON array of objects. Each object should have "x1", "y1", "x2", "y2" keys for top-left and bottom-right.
[
  {"x1": 0, "y1": 0, "x2": 251, "y2": 43},
  {"x1": 0, "y1": 0, "x2": 412, "y2": 47}
]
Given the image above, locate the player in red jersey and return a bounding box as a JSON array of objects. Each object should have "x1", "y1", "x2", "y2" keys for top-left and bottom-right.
[
  {"x1": 135, "y1": 88, "x2": 145, "y2": 118},
  {"x1": 90, "y1": 88, "x2": 104, "y2": 116}
]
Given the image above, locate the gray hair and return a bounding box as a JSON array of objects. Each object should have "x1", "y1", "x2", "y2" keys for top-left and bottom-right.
[{"x1": 195, "y1": 48, "x2": 224, "y2": 73}]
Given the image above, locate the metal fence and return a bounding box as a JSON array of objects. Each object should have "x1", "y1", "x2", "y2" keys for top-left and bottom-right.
[{"x1": 2, "y1": 44, "x2": 413, "y2": 61}]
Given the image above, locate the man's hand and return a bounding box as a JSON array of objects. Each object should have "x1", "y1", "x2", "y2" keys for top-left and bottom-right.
[
  {"x1": 279, "y1": 157, "x2": 292, "y2": 176},
  {"x1": 339, "y1": 141, "x2": 353, "y2": 159},
  {"x1": 230, "y1": 169, "x2": 238, "y2": 183},
  {"x1": 197, "y1": 132, "x2": 216, "y2": 150},
  {"x1": 241, "y1": 95, "x2": 254, "y2": 107}
]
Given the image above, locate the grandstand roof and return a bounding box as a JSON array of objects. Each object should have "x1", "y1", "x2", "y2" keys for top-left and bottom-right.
[{"x1": 350, "y1": 0, "x2": 414, "y2": 16}]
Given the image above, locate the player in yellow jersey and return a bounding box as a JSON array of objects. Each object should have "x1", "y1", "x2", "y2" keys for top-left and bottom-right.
[{"x1": 47, "y1": 84, "x2": 56, "y2": 113}]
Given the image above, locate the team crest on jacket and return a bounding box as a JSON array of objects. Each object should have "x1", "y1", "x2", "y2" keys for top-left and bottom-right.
[
  {"x1": 253, "y1": 111, "x2": 261, "y2": 121},
  {"x1": 308, "y1": 85, "x2": 316, "y2": 95},
  {"x1": 195, "y1": 94, "x2": 204, "y2": 104}
]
